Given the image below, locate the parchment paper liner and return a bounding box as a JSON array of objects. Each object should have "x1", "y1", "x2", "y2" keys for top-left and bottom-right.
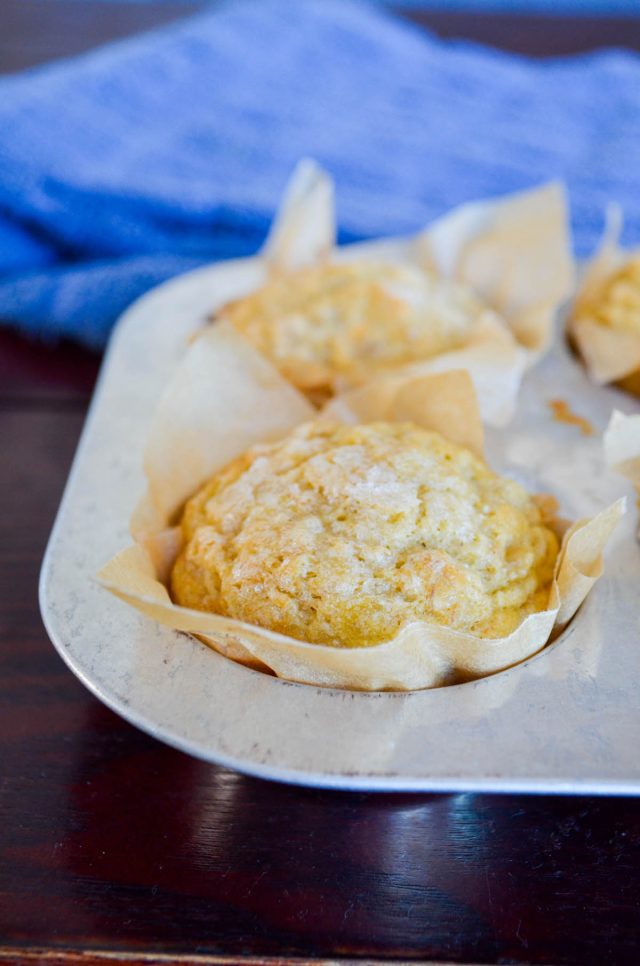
[
  {"x1": 569, "y1": 207, "x2": 640, "y2": 387},
  {"x1": 99, "y1": 323, "x2": 623, "y2": 692},
  {"x1": 216, "y1": 159, "x2": 574, "y2": 428}
]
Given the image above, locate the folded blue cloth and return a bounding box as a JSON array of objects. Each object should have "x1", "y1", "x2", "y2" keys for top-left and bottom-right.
[{"x1": 1, "y1": 0, "x2": 639, "y2": 348}]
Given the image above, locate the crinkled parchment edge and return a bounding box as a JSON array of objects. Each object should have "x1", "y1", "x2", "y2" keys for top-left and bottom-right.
[{"x1": 216, "y1": 159, "x2": 575, "y2": 426}]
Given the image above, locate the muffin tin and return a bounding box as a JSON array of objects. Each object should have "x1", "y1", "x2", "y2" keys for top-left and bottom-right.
[{"x1": 40, "y1": 243, "x2": 640, "y2": 792}]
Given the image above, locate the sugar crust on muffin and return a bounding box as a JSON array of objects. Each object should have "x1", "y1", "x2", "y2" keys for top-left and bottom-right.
[
  {"x1": 171, "y1": 421, "x2": 559, "y2": 648},
  {"x1": 219, "y1": 261, "x2": 494, "y2": 401}
]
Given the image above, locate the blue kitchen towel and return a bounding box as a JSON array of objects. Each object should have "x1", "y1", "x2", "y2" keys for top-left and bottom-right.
[{"x1": 1, "y1": 0, "x2": 640, "y2": 348}]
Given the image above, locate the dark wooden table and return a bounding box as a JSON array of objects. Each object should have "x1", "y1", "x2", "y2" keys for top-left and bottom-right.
[{"x1": 2, "y1": 4, "x2": 640, "y2": 964}]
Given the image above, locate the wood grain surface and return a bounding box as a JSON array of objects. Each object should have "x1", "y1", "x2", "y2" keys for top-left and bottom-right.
[{"x1": 2, "y1": 2, "x2": 640, "y2": 964}]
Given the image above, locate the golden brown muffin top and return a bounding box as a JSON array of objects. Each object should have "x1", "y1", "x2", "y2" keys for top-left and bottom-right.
[
  {"x1": 581, "y1": 254, "x2": 640, "y2": 335},
  {"x1": 171, "y1": 421, "x2": 558, "y2": 648},
  {"x1": 220, "y1": 261, "x2": 490, "y2": 402}
]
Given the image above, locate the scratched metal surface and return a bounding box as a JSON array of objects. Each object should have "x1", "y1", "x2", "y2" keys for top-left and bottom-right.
[{"x1": 39, "y1": 242, "x2": 640, "y2": 793}]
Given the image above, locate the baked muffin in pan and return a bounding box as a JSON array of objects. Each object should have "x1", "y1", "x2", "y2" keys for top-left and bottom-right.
[
  {"x1": 570, "y1": 208, "x2": 640, "y2": 395},
  {"x1": 211, "y1": 160, "x2": 574, "y2": 424},
  {"x1": 172, "y1": 420, "x2": 559, "y2": 647},
  {"x1": 100, "y1": 324, "x2": 622, "y2": 691}
]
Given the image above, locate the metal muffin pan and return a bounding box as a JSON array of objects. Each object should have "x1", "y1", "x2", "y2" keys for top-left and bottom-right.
[{"x1": 40, "y1": 247, "x2": 640, "y2": 793}]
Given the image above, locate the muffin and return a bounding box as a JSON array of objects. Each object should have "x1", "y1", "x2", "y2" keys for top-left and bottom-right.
[
  {"x1": 571, "y1": 248, "x2": 640, "y2": 395},
  {"x1": 583, "y1": 255, "x2": 640, "y2": 337},
  {"x1": 171, "y1": 420, "x2": 559, "y2": 647},
  {"x1": 218, "y1": 261, "x2": 498, "y2": 404}
]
